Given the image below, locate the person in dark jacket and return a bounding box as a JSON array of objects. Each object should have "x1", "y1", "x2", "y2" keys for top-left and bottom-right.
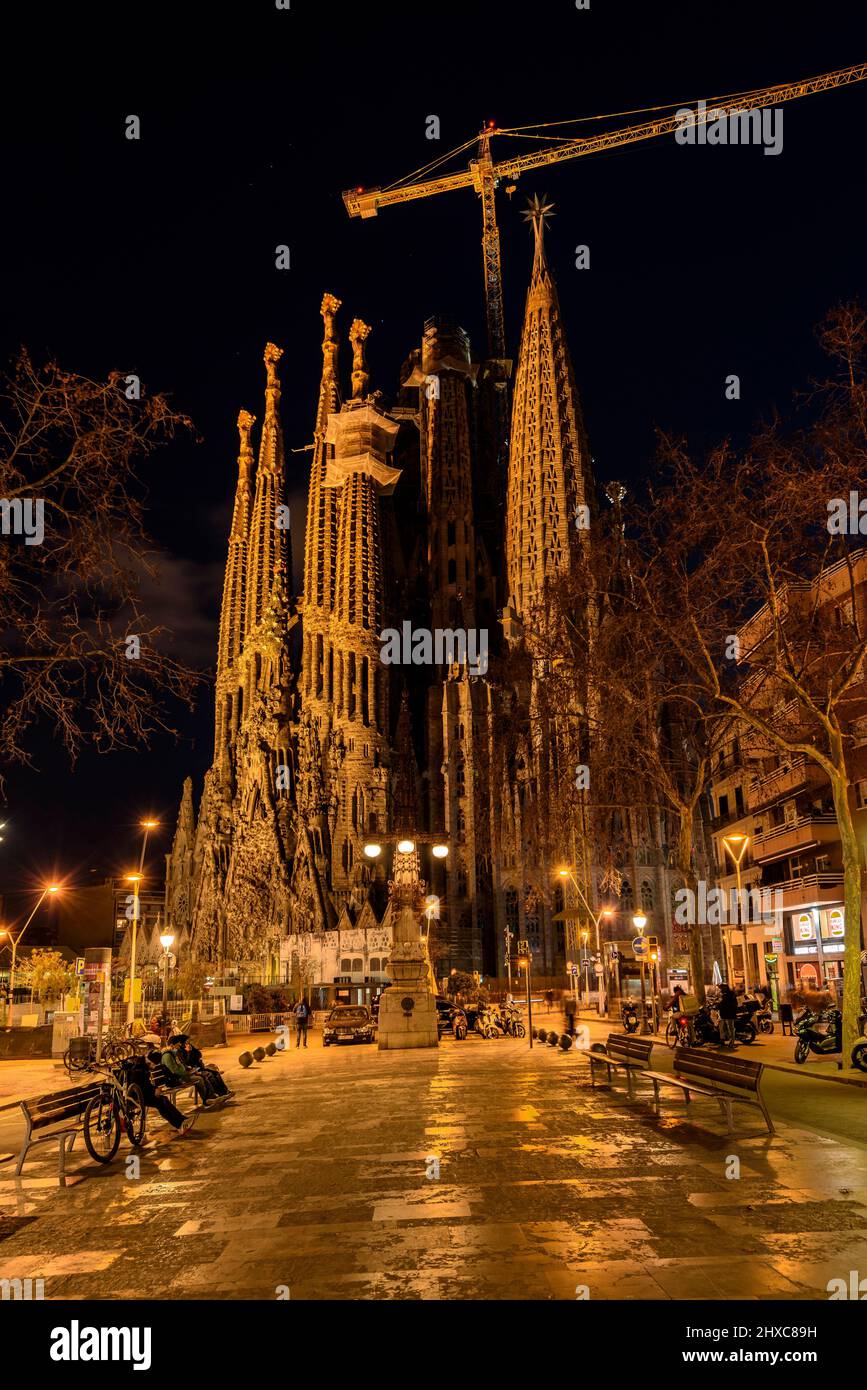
[
  {"x1": 717, "y1": 984, "x2": 739, "y2": 1048},
  {"x1": 129, "y1": 1052, "x2": 196, "y2": 1134},
  {"x1": 162, "y1": 1035, "x2": 215, "y2": 1105},
  {"x1": 294, "y1": 998, "x2": 310, "y2": 1048},
  {"x1": 177, "y1": 1035, "x2": 233, "y2": 1099}
]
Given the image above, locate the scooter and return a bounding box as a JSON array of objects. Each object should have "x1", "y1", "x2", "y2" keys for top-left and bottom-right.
[
  {"x1": 692, "y1": 1003, "x2": 757, "y2": 1046},
  {"x1": 621, "y1": 1000, "x2": 639, "y2": 1034}
]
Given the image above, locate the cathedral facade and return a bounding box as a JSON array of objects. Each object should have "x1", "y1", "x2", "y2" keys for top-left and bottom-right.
[{"x1": 165, "y1": 216, "x2": 692, "y2": 990}]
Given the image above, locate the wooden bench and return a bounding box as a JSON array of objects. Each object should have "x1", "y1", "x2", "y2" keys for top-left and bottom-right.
[
  {"x1": 0, "y1": 1081, "x2": 102, "y2": 1186},
  {"x1": 641, "y1": 1047, "x2": 775, "y2": 1135},
  {"x1": 577, "y1": 1034, "x2": 655, "y2": 1097}
]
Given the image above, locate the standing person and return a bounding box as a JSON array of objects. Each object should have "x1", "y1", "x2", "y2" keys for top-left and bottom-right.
[
  {"x1": 294, "y1": 997, "x2": 310, "y2": 1048},
  {"x1": 545, "y1": 988, "x2": 554, "y2": 1013},
  {"x1": 564, "y1": 1001, "x2": 576, "y2": 1038},
  {"x1": 717, "y1": 984, "x2": 738, "y2": 1048}
]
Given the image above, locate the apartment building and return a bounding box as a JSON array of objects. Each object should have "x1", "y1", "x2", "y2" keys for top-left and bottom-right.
[{"x1": 709, "y1": 552, "x2": 867, "y2": 1002}]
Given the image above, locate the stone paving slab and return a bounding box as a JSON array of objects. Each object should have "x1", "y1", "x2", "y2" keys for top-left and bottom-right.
[{"x1": 0, "y1": 1037, "x2": 865, "y2": 1300}]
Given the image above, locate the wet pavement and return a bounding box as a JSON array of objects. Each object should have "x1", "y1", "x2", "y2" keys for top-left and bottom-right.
[{"x1": 1, "y1": 1030, "x2": 866, "y2": 1300}]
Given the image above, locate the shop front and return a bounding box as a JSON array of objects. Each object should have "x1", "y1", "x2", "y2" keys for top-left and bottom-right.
[{"x1": 785, "y1": 906, "x2": 846, "y2": 999}]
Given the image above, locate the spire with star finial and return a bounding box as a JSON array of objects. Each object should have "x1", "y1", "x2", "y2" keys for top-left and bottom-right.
[{"x1": 522, "y1": 193, "x2": 556, "y2": 282}]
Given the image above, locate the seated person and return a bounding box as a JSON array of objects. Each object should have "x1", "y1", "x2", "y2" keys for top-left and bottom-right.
[
  {"x1": 161, "y1": 1034, "x2": 216, "y2": 1106},
  {"x1": 128, "y1": 1051, "x2": 197, "y2": 1135},
  {"x1": 176, "y1": 1034, "x2": 234, "y2": 1100}
]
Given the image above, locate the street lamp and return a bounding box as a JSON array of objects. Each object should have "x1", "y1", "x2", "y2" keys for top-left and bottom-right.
[
  {"x1": 632, "y1": 911, "x2": 653, "y2": 1034},
  {"x1": 125, "y1": 819, "x2": 161, "y2": 1025},
  {"x1": 4, "y1": 884, "x2": 60, "y2": 1021},
  {"x1": 722, "y1": 833, "x2": 751, "y2": 990},
  {"x1": 159, "y1": 931, "x2": 175, "y2": 1039}
]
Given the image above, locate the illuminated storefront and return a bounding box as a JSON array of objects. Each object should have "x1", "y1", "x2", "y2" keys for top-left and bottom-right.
[{"x1": 785, "y1": 905, "x2": 846, "y2": 993}]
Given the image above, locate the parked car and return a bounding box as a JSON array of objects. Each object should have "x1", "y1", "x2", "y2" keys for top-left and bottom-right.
[{"x1": 322, "y1": 1005, "x2": 376, "y2": 1047}]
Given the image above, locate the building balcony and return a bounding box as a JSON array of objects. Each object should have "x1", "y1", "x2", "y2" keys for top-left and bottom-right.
[
  {"x1": 752, "y1": 815, "x2": 839, "y2": 864},
  {"x1": 746, "y1": 757, "x2": 827, "y2": 812},
  {"x1": 768, "y1": 872, "x2": 845, "y2": 910}
]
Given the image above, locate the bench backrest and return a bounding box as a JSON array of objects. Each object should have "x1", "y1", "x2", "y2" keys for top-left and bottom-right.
[
  {"x1": 607, "y1": 1034, "x2": 654, "y2": 1065},
  {"x1": 24, "y1": 1083, "x2": 103, "y2": 1127},
  {"x1": 673, "y1": 1046, "x2": 762, "y2": 1091}
]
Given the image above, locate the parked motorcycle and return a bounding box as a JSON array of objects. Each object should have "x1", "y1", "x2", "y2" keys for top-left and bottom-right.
[
  {"x1": 692, "y1": 1003, "x2": 757, "y2": 1047},
  {"x1": 621, "y1": 1000, "x2": 639, "y2": 1034},
  {"x1": 793, "y1": 1007, "x2": 841, "y2": 1064}
]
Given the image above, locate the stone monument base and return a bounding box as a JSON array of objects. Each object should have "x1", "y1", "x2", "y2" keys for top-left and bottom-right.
[{"x1": 377, "y1": 988, "x2": 439, "y2": 1050}]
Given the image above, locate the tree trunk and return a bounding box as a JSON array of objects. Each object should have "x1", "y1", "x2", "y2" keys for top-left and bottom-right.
[
  {"x1": 677, "y1": 808, "x2": 707, "y2": 1004},
  {"x1": 828, "y1": 766, "x2": 863, "y2": 1062}
]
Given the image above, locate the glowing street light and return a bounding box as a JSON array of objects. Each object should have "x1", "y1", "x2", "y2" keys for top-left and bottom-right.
[
  {"x1": 5, "y1": 883, "x2": 61, "y2": 1018},
  {"x1": 363, "y1": 843, "x2": 382, "y2": 859},
  {"x1": 397, "y1": 839, "x2": 416, "y2": 855},
  {"x1": 722, "y1": 832, "x2": 752, "y2": 989}
]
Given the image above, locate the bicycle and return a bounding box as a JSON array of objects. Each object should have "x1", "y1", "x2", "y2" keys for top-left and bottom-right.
[
  {"x1": 82, "y1": 1059, "x2": 147, "y2": 1163},
  {"x1": 665, "y1": 1011, "x2": 693, "y2": 1049}
]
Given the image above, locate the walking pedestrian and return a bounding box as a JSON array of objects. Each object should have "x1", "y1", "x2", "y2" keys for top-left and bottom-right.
[{"x1": 294, "y1": 997, "x2": 310, "y2": 1048}]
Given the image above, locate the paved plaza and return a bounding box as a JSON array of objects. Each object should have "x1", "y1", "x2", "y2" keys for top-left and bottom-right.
[{"x1": 2, "y1": 1027, "x2": 867, "y2": 1301}]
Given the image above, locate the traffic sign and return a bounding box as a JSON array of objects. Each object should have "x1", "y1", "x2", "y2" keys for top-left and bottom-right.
[
  {"x1": 632, "y1": 937, "x2": 649, "y2": 958},
  {"x1": 570, "y1": 965, "x2": 579, "y2": 976}
]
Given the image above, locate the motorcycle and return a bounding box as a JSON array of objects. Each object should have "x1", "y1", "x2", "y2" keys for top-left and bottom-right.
[
  {"x1": 793, "y1": 1007, "x2": 841, "y2": 1064},
  {"x1": 692, "y1": 1003, "x2": 757, "y2": 1047},
  {"x1": 621, "y1": 1000, "x2": 640, "y2": 1034}
]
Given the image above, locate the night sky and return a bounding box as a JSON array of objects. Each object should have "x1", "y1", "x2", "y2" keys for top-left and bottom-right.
[{"x1": 1, "y1": 0, "x2": 865, "y2": 895}]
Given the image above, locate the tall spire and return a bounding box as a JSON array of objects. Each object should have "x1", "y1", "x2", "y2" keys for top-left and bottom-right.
[
  {"x1": 302, "y1": 295, "x2": 343, "y2": 713},
  {"x1": 246, "y1": 343, "x2": 291, "y2": 636},
  {"x1": 504, "y1": 198, "x2": 593, "y2": 641},
  {"x1": 390, "y1": 686, "x2": 420, "y2": 832},
  {"x1": 217, "y1": 408, "x2": 255, "y2": 675}
]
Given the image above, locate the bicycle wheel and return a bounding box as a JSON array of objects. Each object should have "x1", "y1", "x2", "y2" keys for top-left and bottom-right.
[
  {"x1": 514, "y1": 1022, "x2": 526, "y2": 1038},
  {"x1": 83, "y1": 1093, "x2": 121, "y2": 1163},
  {"x1": 665, "y1": 1019, "x2": 678, "y2": 1049},
  {"x1": 124, "y1": 1084, "x2": 147, "y2": 1147}
]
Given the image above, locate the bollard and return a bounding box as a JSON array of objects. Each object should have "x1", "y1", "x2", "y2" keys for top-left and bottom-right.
[
  {"x1": 559, "y1": 1034, "x2": 573, "y2": 1051},
  {"x1": 252, "y1": 1047, "x2": 267, "y2": 1062},
  {"x1": 265, "y1": 1042, "x2": 277, "y2": 1056},
  {"x1": 238, "y1": 1051, "x2": 254, "y2": 1068}
]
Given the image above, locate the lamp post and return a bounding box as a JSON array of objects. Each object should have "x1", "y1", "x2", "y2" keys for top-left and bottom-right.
[
  {"x1": 722, "y1": 833, "x2": 751, "y2": 990},
  {"x1": 558, "y1": 868, "x2": 612, "y2": 1017},
  {"x1": 5, "y1": 885, "x2": 60, "y2": 1021},
  {"x1": 363, "y1": 834, "x2": 449, "y2": 1050},
  {"x1": 159, "y1": 931, "x2": 175, "y2": 1039},
  {"x1": 125, "y1": 819, "x2": 160, "y2": 1026},
  {"x1": 517, "y1": 950, "x2": 533, "y2": 1047},
  {"x1": 504, "y1": 925, "x2": 513, "y2": 998},
  {"x1": 633, "y1": 911, "x2": 653, "y2": 1035}
]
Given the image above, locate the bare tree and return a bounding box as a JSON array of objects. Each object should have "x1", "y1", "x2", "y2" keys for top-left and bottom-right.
[{"x1": 0, "y1": 350, "x2": 199, "y2": 770}]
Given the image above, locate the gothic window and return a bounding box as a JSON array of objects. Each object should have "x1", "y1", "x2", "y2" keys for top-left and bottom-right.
[
  {"x1": 458, "y1": 723, "x2": 465, "y2": 740},
  {"x1": 620, "y1": 879, "x2": 633, "y2": 910},
  {"x1": 640, "y1": 881, "x2": 654, "y2": 912},
  {"x1": 327, "y1": 646, "x2": 334, "y2": 703},
  {"x1": 369, "y1": 811, "x2": 378, "y2": 834},
  {"x1": 340, "y1": 958, "x2": 351, "y2": 973},
  {"x1": 505, "y1": 887, "x2": 519, "y2": 932},
  {"x1": 361, "y1": 657, "x2": 370, "y2": 727},
  {"x1": 342, "y1": 838, "x2": 354, "y2": 873},
  {"x1": 448, "y1": 558, "x2": 457, "y2": 584},
  {"x1": 348, "y1": 653, "x2": 356, "y2": 719},
  {"x1": 351, "y1": 958, "x2": 363, "y2": 973},
  {"x1": 351, "y1": 789, "x2": 359, "y2": 832},
  {"x1": 447, "y1": 520, "x2": 456, "y2": 546},
  {"x1": 456, "y1": 756, "x2": 466, "y2": 797},
  {"x1": 369, "y1": 958, "x2": 381, "y2": 973}
]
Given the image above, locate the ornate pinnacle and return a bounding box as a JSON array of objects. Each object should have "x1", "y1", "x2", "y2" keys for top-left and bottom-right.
[
  {"x1": 349, "y1": 318, "x2": 372, "y2": 399},
  {"x1": 237, "y1": 409, "x2": 256, "y2": 459},
  {"x1": 264, "y1": 342, "x2": 283, "y2": 400},
  {"x1": 321, "y1": 293, "x2": 341, "y2": 379}
]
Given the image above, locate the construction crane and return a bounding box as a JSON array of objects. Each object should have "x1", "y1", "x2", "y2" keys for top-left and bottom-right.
[{"x1": 344, "y1": 62, "x2": 867, "y2": 365}]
